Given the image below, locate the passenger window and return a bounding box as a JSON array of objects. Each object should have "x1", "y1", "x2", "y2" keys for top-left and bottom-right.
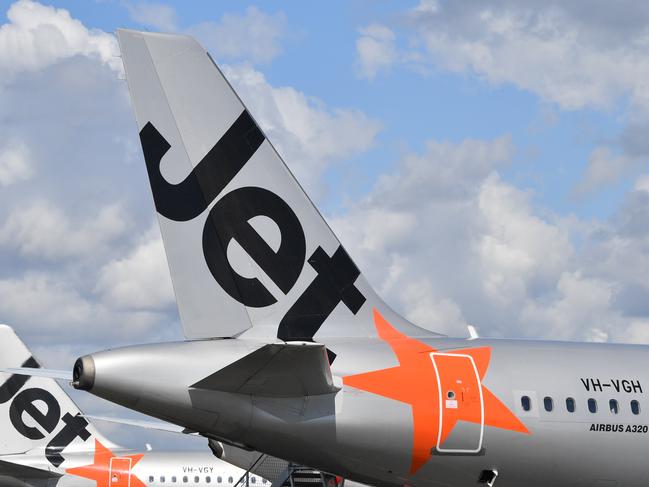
[
  {"x1": 631, "y1": 400, "x2": 641, "y2": 415},
  {"x1": 566, "y1": 397, "x2": 575, "y2": 412},
  {"x1": 172, "y1": 477, "x2": 177, "y2": 483},
  {"x1": 588, "y1": 398, "x2": 597, "y2": 413},
  {"x1": 521, "y1": 395, "x2": 531, "y2": 411},
  {"x1": 609, "y1": 399, "x2": 619, "y2": 414},
  {"x1": 194, "y1": 477, "x2": 199, "y2": 484},
  {"x1": 149, "y1": 477, "x2": 154, "y2": 483},
  {"x1": 228, "y1": 477, "x2": 233, "y2": 484},
  {"x1": 206, "y1": 478, "x2": 211, "y2": 484},
  {"x1": 252, "y1": 478, "x2": 256, "y2": 484},
  {"x1": 543, "y1": 396, "x2": 553, "y2": 412},
  {"x1": 217, "y1": 478, "x2": 222, "y2": 484},
  {"x1": 161, "y1": 477, "x2": 166, "y2": 484},
  {"x1": 183, "y1": 477, "x2": 188, "y2": 483}
]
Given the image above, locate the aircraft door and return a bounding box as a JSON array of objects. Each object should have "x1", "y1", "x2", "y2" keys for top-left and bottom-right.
[
  {"x1": 431, "y1": 353, "x2": 484, "y2": 454},
  {"x1": 109, "y1": 457, "x2": 133, "y2": 487}
]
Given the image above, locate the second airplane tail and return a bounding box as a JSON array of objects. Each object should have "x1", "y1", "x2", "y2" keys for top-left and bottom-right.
[
  {"x1": 0, "y1": 325, "x2": 116, "y2": 468},
  {"x1": 117, "y1": 29, "x2": 436, "y2": 343}
]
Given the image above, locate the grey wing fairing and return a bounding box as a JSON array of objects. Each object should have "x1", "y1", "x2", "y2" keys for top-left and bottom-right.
[{"x1": 191, "y1": 343, "x2": 339, "y2": 397}]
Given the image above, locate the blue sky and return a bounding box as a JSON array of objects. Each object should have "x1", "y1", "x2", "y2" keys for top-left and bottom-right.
[
  {"x1": 0, "y1": 0, "x2": 630, "y2": 218},
  {"x1": 1, "y1": 0, "x2": 649, "y2": 448}
]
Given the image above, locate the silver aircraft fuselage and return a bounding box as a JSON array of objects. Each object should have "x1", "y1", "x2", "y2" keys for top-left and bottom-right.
[
  {"x1": 65, "y1": 29, "x2": 648, "y2": 487},
  {"x1": 1, "y1": 444, "x2": 264, "y2": 487},
  {"x1": 76, "y1": 336, "x2": 649, "y2": 487}
]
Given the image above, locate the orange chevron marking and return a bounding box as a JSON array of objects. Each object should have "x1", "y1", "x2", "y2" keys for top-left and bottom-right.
[
  {"x1": 66, "y1": 440, "x2": 146, "y2": 487},
  {"x1": 343, "y1": 309, "x2": 529, "y2": 474}
]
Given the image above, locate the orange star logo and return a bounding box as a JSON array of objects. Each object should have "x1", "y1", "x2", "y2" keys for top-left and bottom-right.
[
  {"x1": 66, "y1": 440, "x2": 146, "y2": 487},
  {"x1": 343, "y1": 309, "x2": 529, "y2": 475}
]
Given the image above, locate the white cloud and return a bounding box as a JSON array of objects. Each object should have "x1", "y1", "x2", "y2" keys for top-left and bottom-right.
[
  {"x1": 618, "y1": 320, "x2": 649, "y2": 344},
  {"x1": 333, "y1": 208, "x2": 417, "y2": 256},
  {"x1": 358, "y1": 1, "x2": 649, "y2": 193},
  {"x1": 224, "y1": 63, "x2": 382, "y2": 197},
  {"x1": 372, "y1": 136, "x2": 513, "y2": 206},
  {"x1": 190, "y1": 7, "x2": 287, "y2": 65},
  {"x1": 412, "y1": 0, "x2": 439, "y2": 15},
  {"x1": 520, "y1": 271, "x2": 615, "y2": 341},
  {"x1": 0, "y1": 273, "x2": 164, "y2": 341},
  {"x1": 573, "y1": 146, "x2": 632, "y2": 195},
  {"x1": 634, "y1": 174, "x2": 649, "y2": 193},
  {"x1": 397, "y1": 1, "x2": 649, "y2": 111},
  {"x1": 0, "y1": 0, "x2": 121, "y2": 76},
  {"x1": 330, "y1": 134, "x2": 649, "y2": 343},
  {"x1": 399, "y1": 280, "x2": 468, "y2": 335},
  {"x1": 127, "y1": 2, "x2": 177, "y2": 32},
  {"x1": 355, "y1": 24, "x2": 398, "y2": 80},
  {"x1": 477, "y1": 174, "x2": 572, "y2": 306},
  {"x1": 0, "y1": 202, "x2": 129, "y2": 260},
  {"x1": 331, "y1": 136, "x2": 515, "y2": 337},
  {"x1": 96, "y1": 227, "x2": 174, "y2": 310},
  {"x1": 0, "y1": 274, "x2": 93, "y2": 327},
  {"x1": 0, "y1": 141, "x2": 32, "y2": 186}
]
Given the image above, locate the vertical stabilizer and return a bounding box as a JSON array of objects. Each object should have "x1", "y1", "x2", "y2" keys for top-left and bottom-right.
[
  {"x1": 117, "y1": 29, "x2": 438, "y2": 342},
  {"x1": 0, "y1": 326, "x2": 115, "y2": 467}
]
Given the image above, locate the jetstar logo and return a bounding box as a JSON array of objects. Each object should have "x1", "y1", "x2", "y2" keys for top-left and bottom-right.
[
  {"x1": 343, "y1": 310, "x2": 530, "y2": 474},
  {"x1": 139, "y1": 113, "x2": 366, "y2": 344},
  {"x1": 0, "y1": 357, "x2": 91, "y2": 467},
  {"x1": 67, "y1": 440, "x2": 145, "y2": 487}
]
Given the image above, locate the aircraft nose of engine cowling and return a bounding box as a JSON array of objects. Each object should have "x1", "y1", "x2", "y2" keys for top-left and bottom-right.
[
  {"x1": 73, "y1": 355, "x2": 95, "y2": 391},
  {"x1": 69, "y1": 347, "x2": 149, "y2": 409}
]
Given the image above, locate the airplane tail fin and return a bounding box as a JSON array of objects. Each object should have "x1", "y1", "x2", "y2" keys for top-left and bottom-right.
[
  {"x1": 0, "y1": 325, "x2": 116, "y2": 467},
  {"x1": 116, "y1": 29, "x2": 437, "y2": 342}
]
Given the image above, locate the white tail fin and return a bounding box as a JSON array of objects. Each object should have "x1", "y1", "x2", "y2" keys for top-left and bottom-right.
[
  {"x1": 0, "y1": 325, "x2": 115, "y2": 466},
  {"x1": 117, "y1": 29, "x2": 435, "y2": 342}
]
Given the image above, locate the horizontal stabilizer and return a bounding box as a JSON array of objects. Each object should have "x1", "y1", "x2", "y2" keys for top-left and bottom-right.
[
  {"x1": 192, "y1": 343, "x2": 339, "y2": 397},
  {"x1": 1, "y1": 368, "x2": 72, "y2": 381},
  {"x1": 83, "y1": 416, "x2": 196, "y2": 435}
]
